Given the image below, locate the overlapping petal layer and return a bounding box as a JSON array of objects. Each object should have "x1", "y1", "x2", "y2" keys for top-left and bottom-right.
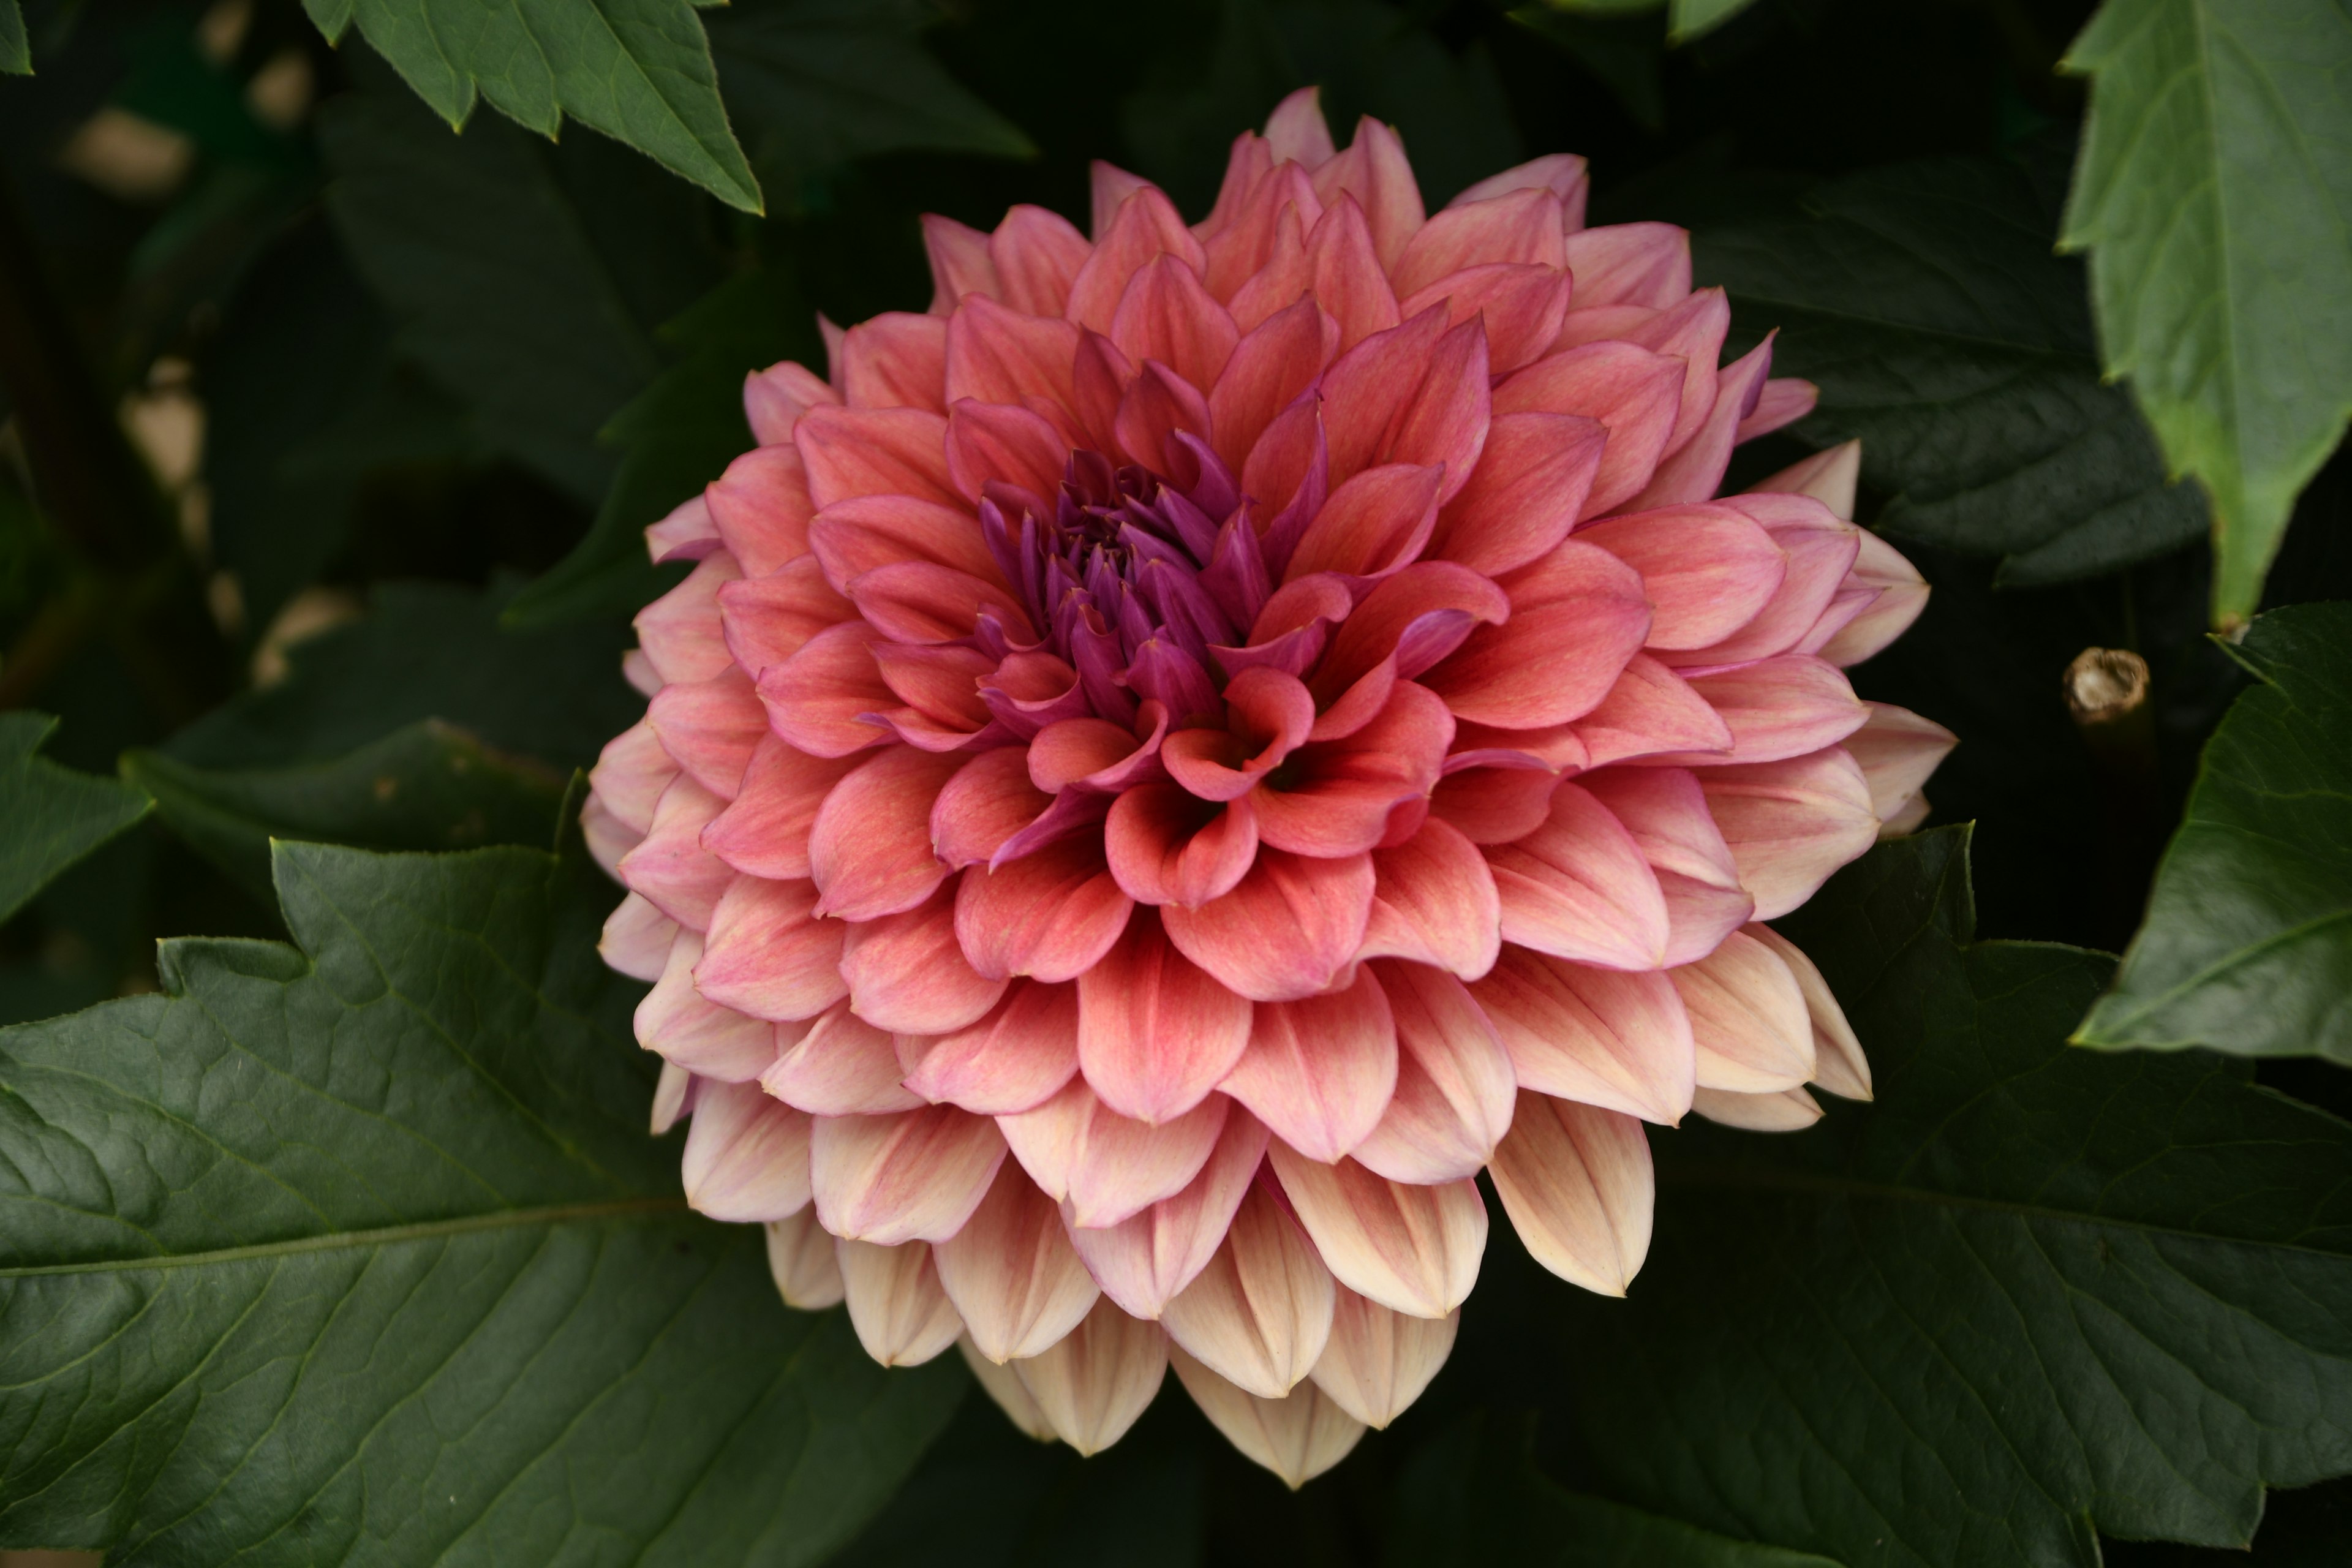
[{"x1": 590, "y1": 91, "x2": 1948, "y2": 1485}]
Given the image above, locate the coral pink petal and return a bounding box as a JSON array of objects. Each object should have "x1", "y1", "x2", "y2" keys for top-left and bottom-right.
[
  {"x1": 756, "y1": 621, "x2": 895, "y2": 759},
  {"x1": 922, "y1": 213, "x2": 999, "y2": 312},
  {"x1": 1426, "y1": 412, "x2": 1605, "y2": 576},
  {"x1": 1106, "y1": 785, "x2": 1261, "y2": 907},
  {"x1": 1077, "y1": 910, "x2": 1256, "y2": 1123},
  {"x1": 1487, "y1": 780, "x2": 1672, "y2": 971},
  {"x1": 1699, "y1": 749, "x2": 1880, "y2": 918},
  {"x1": 1578, "y1": 503, "x2": 1787, "y2": 651},
  {"x1": 636, "y1": 929, "x2": 783, "y2": 1082},
  {"x1": 1470, "y1": 946, "x2": 1695, "y2": 1124},
  {"x1": 945, "y1": 399, "x2": 1068, "y2": 503},
  {"x1": 1349, "y1": 959, "x2": 1517, "y2": 1184},
  {"x1": 706, "y1": 444, "x2": 817, "y2": 576},
  {"x1": 1427, "y1": 760, "x2": 1559, "y2": 846},
  {"x1": 635, "y1": 554, "x2": 739, "y2": 685},
  {"x1": 649, "y1": 669, "x2": 765, "y2": 797},
  {"x1": 1254, "y1": 682, "x2": 1452, "y2": 858},
  {"x1": 811, "y1": 1102, "x2": 1009, "y2": 1245},
  {"x1": 1623, "y1": 336, "x2": 1776, "y2": 512},
  {"x1": 590, "y1": 720, "x2": 677, "y2": 835},
  {"x1": 839, "y1": 312, "x2": 949, "y2": 413},
  {"x1": 682, "y1": 1080, "x2": 813, "y2": 1221},
  {"x1": 743, "y1": 359, "x2": 839, "y2": 447},
  {"x1": 933, "y1": 748, "x2": 1053, "y2": 868},
  {"x1": 1268, "y1": 1146, "x2": 1484, "y2": 1319},
  {"x1": 1209, "y1": 296, "x2": 1334, "y2": 475},
  {"x1": 847, "y1": 559, "x2": 1032, "y2": 647},
  {"x1": 1488, "y1": 1093, "x2": 1653, "y2": 1296},
  {"x1": 899, "y1": 979, "x2": 1080, "y2": 1115},
  {"x1": 1844, "y1": 701, "x2": 1958, "y2": 827},
  {"x1": 1002, "y1": 1077, "x2": 1234, "y2": 1228},
  {"x1": 1069, "y1": 184, "x2": 1204, "y2": 332},
  {"x1": 617, "y1": 776, "x2": 733, "y2": 929},
  {"x1": 1580, "y1": 766, "x2": 1754, "y2": 967},
  {"x1": 1575, "y1": 654, "x2": 1733, "y2": 767},
  {"x1": 840, "y1": 887, "x2": 1009, "y2": 1033},
  {"x1": 1491, "y1": 342, "x2": 1684, "y2": 516},
  {"x1": 762, "y1": 999, "x2": 924, "y2": 1115},
  {"x1": 1220, "y1": 966, "x2": 1398, "y2": 1164},
  {"x1": 1067, "y1": 1107, "x2": 1270, "y2": 1318},
  {"x1": 1392, "y1": 187, "x2": 1566, "y2": 296},
  {"x1": 794, "y1": 405, "x2": 959, "y2": 509},
  {"x1": 1264, "y1": 86, "x2": 1338, "y2": 165},
  {"x1": 718, "y1": 557, "x2": 855, "y2": 675},
  {"x1": 1450, "y1": 151, "x2": 1588, "y2": 213},
  {"x1": 600, "y1": 890, "x2": 677, "y2": 982},
  {"x1": 1400, "y1": 263, "x2": 1571, "y2": 377},
  {"x1": 809, "y1": 745, "x2": 960, "y2": 919},
  {"x1": 1112, "y1": 253, "x2": 1242, "y2": 395},
  {"x1": 1163, "y1": 848, "x2": 1374, "y2": 1003},
  {"x1": 944, "y1": 294, "x2": 1081, "y2": 409},
  {"x1": 1820, "y1": 530, "x2": 1930, "y2": 668},
  {"x1": 1305, "y1": 197, "x2": 1403, "y2": 350},
  {"x1": 956, "y1": 840, "x2": 1134, "y2": 982},
  {"x1": 1313, "y1": 118, "x2": 1424, "y2": 268},
  {"x1": 1560, "y1": 222, "x2": 1690, "y2": 310},
  {"x1": 1355, "y1": 816, "x2": 1501, "y2": 979},
  {"x1": 1422, "y1": 540, "x2": 1648, "y2": 729},
  {"x1": 695, "y1": 874, "x2": 848, "y2": 1022},
  {"x1": 990, "y1": 205, "x2": 1092, "y2": 317},
  {"x1": 1650, "y1": 656, "x2": 1869, "y2": 767}
]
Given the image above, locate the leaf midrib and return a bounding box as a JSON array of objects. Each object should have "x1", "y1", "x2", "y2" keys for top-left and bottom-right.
[
  {"x1": 0, "y1": 1196, "x2": 688, "y2": 1278},
  {"x1": 1662, "y1": 1163, "x2": 2352, "y2": 1261}
]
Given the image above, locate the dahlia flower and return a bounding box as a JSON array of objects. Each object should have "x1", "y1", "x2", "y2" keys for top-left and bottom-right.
[{"x1": 586, "y1": 89, "x2": 1952, "y2": 1486}]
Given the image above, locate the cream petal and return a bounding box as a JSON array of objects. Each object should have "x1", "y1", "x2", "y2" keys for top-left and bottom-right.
[
  {"x1": 934, "y1": 1163, "x2": 1102, "y2": 1363},
  {"x1": 1159, "y1": 1180, "x2": 1336, "y2": 1398},
  {"x1": 1065, "y1": 1107, "x2": 1270, "y2": 1319},
  {"x1": 1692, "y1": 1084, "x2": 1825, "y2": 1131},
  {"x1": 1487, "y1": 1093, "x2": 1653, "y2": 1297},
  {"x1": 1012, "y1": 1297, "x2": 1169, "y2": 1455},
  {"x1": 1673, "y1": 929, "x2": 1815, "y2": 1094},
  {"x1": 960, "y1": 1335, "x2": 1057, "y2": 1441},
  {"x1": 1744, "y1": 923, "x2": 1871, "y2": 1100},
  {"x1": 1267, "y1": 1145, "x2": 1485, "y2": 1319},
  {"x1": 1307, "y1": 1288, "x2": 1458, "y2": 1428},
  {"x1": 764, "y1": 1207, "x2": 846, "y2": 1310},
  {"x1": 836, "y1": 1237, "x2": 964, "y2": 1366},
  {"x1": 1170, "y1": 1347, "x2": 1366, "y2": 1488},
  {"x1": 679, "y1": 1079, "x2": 812, "y2": 1222}
]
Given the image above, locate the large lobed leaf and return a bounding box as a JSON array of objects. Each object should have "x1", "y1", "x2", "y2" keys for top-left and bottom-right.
[
  {"x1": 0, "y1": 714, "x2": 152, "y2": 926},
  {"x1": 301, "y1": 0, "x2": 762, "y2": 211},
  {"x1": 1561, "y1": 827, "x2": 2352, "y2": 1567},
  {"x1": 2076, "y1": 601, "x2": 2352, "y2": 1062},
  {"x1": 2060, "y1": 0, "x2": 2352, "y2": 625},
  {"x1": 1698, "y1": 155, "x2": 2207, "y2": 586},
  {"x1": 0, "y1": 838, "x2": 962, "y2": 1562}
]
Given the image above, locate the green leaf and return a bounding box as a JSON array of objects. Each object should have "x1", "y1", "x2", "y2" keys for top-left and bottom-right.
[
  {"x1": 1559, "y1": 827, "x2": 2352, "y2": 1567},
  {"x1": 164, "y1": 579, "x2": 644, "y2": 775},
  {"x1": 126, "y1": 719, "x2": 568, "y2": 906},
  {"x1": 0, "y1": 0, "x2": 26, "y2": 74},
  {"x1": 0, "y1": 838, "x2": 962, "y2": 1561},
  {"x1": 301, "y1": 0, "x2": 762, "y2": 210},
  {"x1": 1387, "y1": 1412, "x2": 1844, "y2": 1568},
  {"x1": 707, "y1": 0, "x2": 1035, "y2": 196},
  {"x1": 1698, "y1": 155, "x2": 2208, "y2": 585},
  {"x1": 2060, "y1": 0, "x2": 2352, "y2": 627},
  {"x1": 505, "y1": 266, "x2": 819, "y2": 628},
  {"x1": 1507, "y1": 6, "x2": 1666, "y2": 133},
  {"x1": 0, "y1": 714, "x2": 152, "y2": 926},
  {"x1": 1667, "y1": 0, "x2": 1757, "y2": 43},
  {"x1": 2076, "y1": 601, "x2": 2352, "y2": 1061},
  {"x1": 318, "y1": 80, "x2": 722, "y2": 505}
]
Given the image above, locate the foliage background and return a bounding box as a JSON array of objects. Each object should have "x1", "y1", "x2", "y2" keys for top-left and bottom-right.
[{"x1": 0, "y1": 0, "x2": 2348, "y2": 1562}]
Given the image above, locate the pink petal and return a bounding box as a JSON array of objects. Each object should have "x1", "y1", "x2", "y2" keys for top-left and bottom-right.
[
  {"x1": 934, "y1": 1161, "x2": 1102, "y2": 1363},
  {"x1": 755, "y1": 621, "x2": 895, "y2": 758},
  {"x1": 1425, "y1": 412, "x2": 1605, "y2": 575},
  {"x1": 944, "y1": 399, "x2": 1068, "y2": 503},
  {"x1": 1648, "y1": 656, "x2": 1868, "y2": 767},
  {"x1": 717, "y1": 556, "x2": 854, "y2": 675},
  {"x1": 1254, "y1": 681, "x2": 1452, "y2": 858},
  {"x1": 1449, "y1": 151, "x2": 1587, "y2": 214},
  {"x1": 1577, "y1": 503, "x2": 1788, "y2": 652},
  {"x1": 635, "y1": 927, "x2": 783, "y2": 1082},
  {"x1": 590, "y1": 720, "x2": 677, "y2": 836},
  {"x1": 1163, "y1": 666, "x2": 1315, "y2": 802},
  {"x1": 1011, "y1": 1297, "x2": 1169, "y2": 1455},
  {"x1": 1161, "y1": 848, "x2": 1374, "y2": 1002},
  {"x1": 924, "y1": 213, "x2": 1000, "y2": 312},
  {"x1": 836, "y1": 1238, "x2": 963, "y2": 1366},
  {"x1": 899, "y1": 979, "x2": 1080, "y2": 1115},
  {"x1": 1486, "y1": 780, "x2": 1671, "y2": 970},
  {"x1": 1112, "y1": 252, "x2": 1242, "y2": 397},
  {"x1": 1739, "y1": 376, "x2": 1817, "y2": 442},
  {"x1": 694, "y1": 873, "x2": 848, "y2": 1022},
  {"x1": 990, "y1": 204, "x2": 1093, "y2": 317},
  {"x1": 681, "y1": 1079, "x2": 813, "y2": 1221},
  {"x1": 1491, "y1": 341, "x2": 1684, "y2": 516},
  {"x1": 1264, "y1": 86, "x2": 1337, "y2": 166},
  {"x1": 1469, "y1": 946, "x2": 1695, "y2": 1125},
  {"x1": 840, "y1": 886, "x2": 1009, "y2": 1033},
  {"x1": 1077, "y1": 909, "x2": 1255, "y2": 1123},
  {"x1": 1842, "y1": 701, "x2": 1956, "y2": 831},
  {"x1": 1818, "y1": 529, "x2": 1929, "y2": 668},
  {"x1": 1350, "y1": 959, "x2": 1517, "y2": 1183},
  {"x1": 1310, "y1": 116, "x2": 1424, "y2": 268},
  {"x1": 794, "y1": 404, "x2": 959, "y2": 510},
  {"x1": 1068, "y1": 184, "x2": 1204, "y2": 333},
  {"x1": 1208, "y1": 295, "x2": 1335, "y2": 476},
  {"x1": 1620, "y1": 334, "x2": 1775, "y2": 513},
  {"x1": 944, "y1": 294, "x2": 1081, "y2": 408},
  {"x1": 1105, "y1": 785, "x2": 1261, "y2": 907},
  {"x1": 1673, "y1": 928, "x2": 1814, "y2": 1093},
  {"x1": 1487, "y1": 1092, "x2": 1653, "y2": 1295},
  {"x1": 648, "y1": 668, "x2": 765, "y2": 797},
  {"x1": 1160, "y1": 1178, "x2": 1335, "y2": 1398},
  {"x1": 762, "y1": 998, "x2": 924, "y2": 1115},
  {"x1": 1426, "y1": 760, "x2": 1558, "y2": 847},
  {"x1": 812, "y1": 1102, "x2": 1009, "y2": 1244},
  {"x1": 839, "y1": 311, "x2": 949, "y2": 413},
  {"x1": 1355, "y1": 817, "x2": 1501, "y2": 979},
  {"x1": 1392, "y1": 187, "x2": 1566, "y2": 296},
  {"x1": 600, "y1": 890, "x2": 677, "y2": 982},
  {"x1": 1305, "y1": 197, "x2": 1403, "y2": 350},
  {"x1": 1268, "y1": 1146, "x2": 1485, "y2": 1319},
  {"x1": 701, "y1": 737, "x2": 859, "y2": 881},
  {"x1": 1114, "y1": 360, "x2": 1214, "y2": 475},
  {"x1": 634, "y1": 554, "x2": 739, "y2": 685},
  {"x1": 1697, "y1": 748, "x2": 1879, "y2": 919},
  {"x1": 1308, "y1": 1287, "x2": 1459, "y2": 1429},
  {"x1": 847, "y1": 559, "x2": 1032, "y2": 647},
  {"x1": 1579, "y1": 766, "x2": 1754, "y2": 967},
  {"x1": 1422, "y1": 540, "x2": 1649, "y2": 729},
  {"x1": 1001, "y1": 1077, "x2": 1233, "y2": 1228},
  {"x1": 1220, "y1": 966, "x2": 1398, "y2": 1164},
  {"x1": 743, "y1": 359, "x2": 839, "y2": 448},
  {"x1": 1397, "y1": 262, "x2": 1572, "y2": 376},
  {"x1": 1747, "y1": 438, "x2": 1860, "y2": 521},
  {"x1": 617, "y1": 775, "x2": 733, "y2": 929},
  {"x1": 1559, "y1": 222, "x2": 1690, "y2": 310},
  {"x1": 1574, "y1": 654, "x2": 1732, "y2": 767},
  {"x1": 706, "y1": 444, "x2": 817, "y2": 576},
  {"x1": 1679, "y1": 492, "x2": 1863, "y2": 666},
  {"x1": 932, "y1": 747, "x2": 1052, "y2": 868},
  {"x1": 809, "y1": 745, "x2": 960, "y2": 920},
  {"x1": 957, "y1": 839, "x2": 1134, "y2": 982},
  {"x1": 1066, "y1": 1106, "x2": 1270, "y2": 1318}
]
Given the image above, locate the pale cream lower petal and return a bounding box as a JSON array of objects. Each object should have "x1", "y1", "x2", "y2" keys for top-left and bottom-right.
[
  {"x1": 1673, "y1": 930, "x2": 1814, "y2": 1093},
  {"x1": 1159, "y1": 1181, "x2": 1335, "y2": 1398},
  {"x1": 960, "y1": 1335, "x2": 1057, "y2": 1441},
  {"x1": 836, "y1": 1237, "x2": 964, "y2": 1366},
  {"x1": 934, "y1": 1161, "x2": 1101, "y2": 1363},
  {"x1": 1170, "y1": 1346, "x2": 1366, "y2": 1488},
  {"x1": 1744, "y1": 922, "x2": 1870, "y2": 1099},
  {"x1": 1692, "y1": 1084, "x2": 1823, "y2": 1131},
  {"x1": 1012, "y1": 1297, "x2": 1168, "y2": 1455},
  {"x1": 1308, "y1": 1287, "x2": 1457, "y2": 1428},
  {"x1": 1267, "y1": 1144, "x2": 1485, "y2": 1319},
  {"x1": 1487, "y1": 1091, "x2": 1653, "y2": 1297},
  {"x1": 764, "y1": 1207, "x2": 846, "y2": 1310}
]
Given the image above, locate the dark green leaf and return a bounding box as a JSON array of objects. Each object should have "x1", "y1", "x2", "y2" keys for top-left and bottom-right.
[
  {"x1": 164, "y1": 579, "x2": 643, "y2": 774},
  {"x1": 1666, "y1": 0, "x2": 1758, "y2": 41},
  {"x1": 0, "y1": 713, "x2": 151, "y2": 925},
  {"x1": 708, "y1": 0, "x2": 1034, "y2": 197},
  {"x1": 505, "y1": 266, "x2": 818, "y2": 628},
  {"x1": 0, "y1": 0, "x2": 25, "y2": 74},
  {"x1": 0, "y1": 838, "x2": 962, "y2": 1561},
  {"x1": 301, "y1": 0, "x2": 762, "y2": 209},
  {"x1": 1387, "y1": 1411, "x2": 1842, "y2": 1568},
  {"x1": 2061, "y1": 0, "x2": 2352, "y2": 626},
  {"x1": 126, "y1": 719, "x2": 568, "y2": 905},
  {"x1": 2076, "y1": 601, "x2": 2352, "y2": 1061},
  {"x1": 1507, "y1": 6, "x2": 1667, "y2": 133},
  {"x1": 318, "y1": 81, "x2": 720, "y2": 504},
  {"x1": 1698, "y1": 156, "x2": 2209, "y2": 585},
  {"x1": 2106, "y1": 1475, "x2": 2352, "y2": 1566},
  {"x1": 1561, "y1": 827, "x2": 2352, "y2": 1567}
]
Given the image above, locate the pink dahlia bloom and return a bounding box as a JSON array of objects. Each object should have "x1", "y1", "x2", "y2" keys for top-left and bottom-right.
[{"x1": 587, "y1": 89, "x2": 1954, "y2": 1485}]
